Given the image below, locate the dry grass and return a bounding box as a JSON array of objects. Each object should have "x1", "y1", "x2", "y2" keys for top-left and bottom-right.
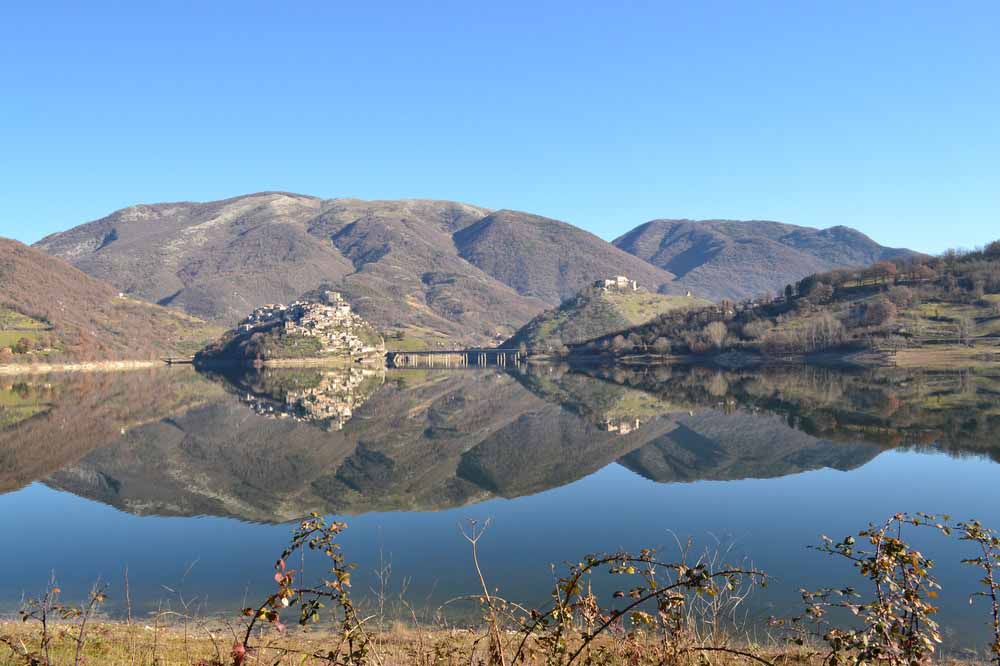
[
  {"x1": 892, "y1": 341, "x2": 1000, "y2": 369},
  {"x1": 0, "y1": 619, "x2": 838, "y2": 666}
]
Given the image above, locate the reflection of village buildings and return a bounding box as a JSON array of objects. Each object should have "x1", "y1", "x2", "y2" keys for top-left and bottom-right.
[
  {"x1": 243, "y1": 367, "x2": 384, "y2": 431},
  {"x1": 240, "y1": 291, "x2": 384, "y2": 356},
  {"x1": 598, "y1": 416, "x2": 643, "y2": 435}
]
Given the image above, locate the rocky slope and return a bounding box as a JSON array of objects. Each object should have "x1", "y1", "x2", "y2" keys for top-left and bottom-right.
[{"x1": 613, "y1": 219, "x2": 918, "y2": 301}]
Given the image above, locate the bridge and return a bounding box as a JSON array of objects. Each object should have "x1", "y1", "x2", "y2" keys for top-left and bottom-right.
[{"x1": 387, "y1": 348, "x2": 526, "y2": 369}]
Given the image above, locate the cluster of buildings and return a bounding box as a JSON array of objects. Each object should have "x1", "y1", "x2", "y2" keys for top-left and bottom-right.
[
  {"x1": 242, "y1": 367, "x2": 385, "y2": 431},
  {"x1": 239, "y1": 291, "x2": 384, "y2": 356},
  {"x1": 595, "y1": 275, "x2": 639, "y2": 292}
]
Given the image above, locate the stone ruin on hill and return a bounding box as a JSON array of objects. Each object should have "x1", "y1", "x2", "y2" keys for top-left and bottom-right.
[{"x1": 595, "y1": 275, "x2": 639, "y2": 292}]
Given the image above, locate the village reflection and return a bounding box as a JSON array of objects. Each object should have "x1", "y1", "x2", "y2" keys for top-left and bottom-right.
[{"x1": 220, "y1": 365, "x2": 386, "y2": 431}]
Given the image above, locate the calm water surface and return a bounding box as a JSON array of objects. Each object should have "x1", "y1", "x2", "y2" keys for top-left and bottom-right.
[{"x1": 1, "y1": 363, "x2": 998, "y2": 646}]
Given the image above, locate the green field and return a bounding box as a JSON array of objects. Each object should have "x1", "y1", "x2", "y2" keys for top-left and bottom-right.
[
  {"x1": 0, "y1": 307, "x2": 53, "y2": 355},
  {"x1": 0, "y1": 307, "x2": 49, "y2": 330},
  {"x1": 0, "y1": 383, "x2": 52, "y2": 427},
  {"x1": 611, "y1": 291, "x2": 711, "y2": 325}
]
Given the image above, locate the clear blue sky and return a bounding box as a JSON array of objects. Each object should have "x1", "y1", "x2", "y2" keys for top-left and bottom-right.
[{"x1": 1, "y1": 1, "x2": 997, "y2": 253}]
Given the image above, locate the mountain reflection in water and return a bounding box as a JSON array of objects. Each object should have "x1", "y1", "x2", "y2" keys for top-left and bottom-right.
[{"x1": 2, "y1": 363, "x2": 998, "y2": 523}]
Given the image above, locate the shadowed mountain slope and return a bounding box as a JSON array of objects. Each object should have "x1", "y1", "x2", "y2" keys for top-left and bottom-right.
[{"x1": 613, "y1": 219, "x2": 918, "y2": 301}]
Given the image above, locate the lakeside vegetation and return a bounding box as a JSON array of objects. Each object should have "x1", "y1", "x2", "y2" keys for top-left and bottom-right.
[
  {"x1": 5, "y1": 513, "x2": 1000, "y2": 666},
  {"x1": 572, "y1": 363, "x2": 1000, "y2": 455},
  {"x1": 568, "y1": 241, "x2": 1000, "y2": 362}
]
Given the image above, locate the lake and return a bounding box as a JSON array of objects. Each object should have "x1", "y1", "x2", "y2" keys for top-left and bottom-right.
[{"x1": 1, "y1": 362, "x2": 999, "y2": 648}]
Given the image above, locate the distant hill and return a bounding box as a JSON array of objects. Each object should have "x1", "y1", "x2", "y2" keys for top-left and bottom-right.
[
  {"x1": 454, "y1": 210, "x2": 676, "y2": 303},
  {"x1": 613, "y1": 219, "x2": 919, "y2": 301},
  {"x1": 0, "y1": 238, "x2": 220, "y2": 363},
  {"x1": 502, "y1": 282, "x2": 710, "y2": 352}
]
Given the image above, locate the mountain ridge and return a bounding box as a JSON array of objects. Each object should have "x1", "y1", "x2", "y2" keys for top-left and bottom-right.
[
  {"x1": 34, "y1": 193, "x2": 916, "y2": 346},
  {"x1": 613, "y1": 218, "x2": 919, "y2": 301}
]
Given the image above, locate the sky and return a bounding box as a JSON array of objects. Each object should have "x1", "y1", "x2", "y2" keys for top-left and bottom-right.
[{"x1": 1, "y1": 1, "x2": 997, "y2": 253}]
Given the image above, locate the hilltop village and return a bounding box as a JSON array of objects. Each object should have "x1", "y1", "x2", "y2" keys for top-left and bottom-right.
[
  {"x1": 239, "y1": 292, "x2": 385, "y2": 356},
  {"x1": 196, "y1": 291, "x2": 385, "y2": 365}
]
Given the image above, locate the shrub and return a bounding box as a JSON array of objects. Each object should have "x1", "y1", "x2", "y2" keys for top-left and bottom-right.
[
  {"x1": 742, "y1": 319, "x2": 773, "y2": 341},
  {"x1": 786, "y1": 514, "x2": 946, "y2": 666},
  {"x1": 864, "y1": 298, "x2": 898, "y2": 326},
  {"x1": 651, "y1": 337, "x2": 671, "y2": 354}
]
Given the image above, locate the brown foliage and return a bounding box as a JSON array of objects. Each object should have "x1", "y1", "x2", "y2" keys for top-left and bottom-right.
[
  {"x1": 0, "y1": 239, "x2": 216, "y2": 363},
  {"x1": 863, "y1": 298, "x2": 898, "y2": 326}
]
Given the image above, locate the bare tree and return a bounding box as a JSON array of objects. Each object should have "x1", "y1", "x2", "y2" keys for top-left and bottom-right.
[{"x1": 703, "y1": 321, "x2": 728, "y2": 350}]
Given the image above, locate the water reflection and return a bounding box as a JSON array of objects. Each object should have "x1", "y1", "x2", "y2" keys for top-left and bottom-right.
[
  {"x1": 3, "y1": 363, "x2": 998, "y2": 523},
  {"x1": 217, "y1": 365, "x2": 386, "y2": 431},
  {"x1": 3, "y1": 363, "x2": 1000, "y2": 642}
]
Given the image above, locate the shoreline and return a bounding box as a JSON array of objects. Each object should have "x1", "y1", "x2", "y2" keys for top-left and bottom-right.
[
  {"x1": 0, "y1": 359, "x2": 167, "y2": 376},
  {"x1": 550, "y1": 342, "x2": 1000, "y2": 370},
  {"x1": 3, "y1": 344, "x2": 997, "y2": 377}
]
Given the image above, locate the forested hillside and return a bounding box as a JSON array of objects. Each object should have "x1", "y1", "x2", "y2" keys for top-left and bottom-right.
[
  {"x1": 575, "y1": 241, "x2": 1000, "y2": 360},
  {"x1": 0, "y1": 238, "x2": 220, "y2": 363}
]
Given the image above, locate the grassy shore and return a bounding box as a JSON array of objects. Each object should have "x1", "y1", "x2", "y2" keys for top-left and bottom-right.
[{"x1": 892, "y1": 341, "x2": 1000, "y2": 369}]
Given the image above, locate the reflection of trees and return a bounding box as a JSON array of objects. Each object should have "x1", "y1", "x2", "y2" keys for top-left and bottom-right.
[
  {"x1": 577, "y1": 363, "x2": 1000, "y2": 459},
  {"x1": 0, "y1": 369, "x2": 226, "y2": 493}
]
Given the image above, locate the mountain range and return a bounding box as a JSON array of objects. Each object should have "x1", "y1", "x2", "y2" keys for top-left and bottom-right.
[{"x1": 31, "y1": 192, "x2": 917, "y2": 347}]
